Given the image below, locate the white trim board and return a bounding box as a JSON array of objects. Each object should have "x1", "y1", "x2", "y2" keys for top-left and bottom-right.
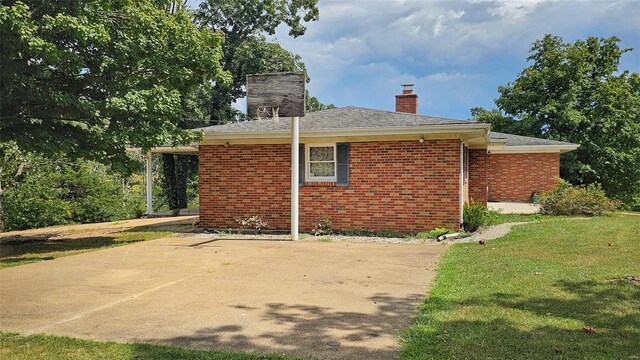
[
  {"x1": 490, "y1": 145, "x2": 579, "y2": 154},
  {"x1": 201, "y1": 123, "x2": 490, "y2": 141}
]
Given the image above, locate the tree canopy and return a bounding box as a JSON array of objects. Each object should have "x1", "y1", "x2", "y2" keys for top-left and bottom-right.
[
  {"x1": 474, "y1": 35, "x2": 640, "y2": 205},
  {"x1": 0, "y1": 0, "x2": 227, "y2": 172},
  {"x1": 306, "y1": 90, "x2": 335, "y2": 112},
  {"x1": 195, "y1": 0, "x2": 319, "y2": 124}
]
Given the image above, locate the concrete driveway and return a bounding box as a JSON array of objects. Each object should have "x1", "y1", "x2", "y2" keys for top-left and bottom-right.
[{"x1": 0, "y1": 234, "x2": 446, "y2": 359}]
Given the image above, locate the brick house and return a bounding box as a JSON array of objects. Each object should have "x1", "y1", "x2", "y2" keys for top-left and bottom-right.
[{"x1": 196, "y1": 87, "x2": 578, "y2": 233}]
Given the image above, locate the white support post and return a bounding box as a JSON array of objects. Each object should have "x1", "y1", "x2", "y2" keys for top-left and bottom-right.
[
  {"x1": 291, "y1": 117, "x2": 300, "y2": 240},
  {"x1": 146, "y1": 152, "x2": 153, "y2": 215}
]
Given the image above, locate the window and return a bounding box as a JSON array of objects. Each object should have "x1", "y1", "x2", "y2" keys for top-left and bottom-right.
[{"x1": 306, "y1": 144, "x2": 336, "y2": 182}]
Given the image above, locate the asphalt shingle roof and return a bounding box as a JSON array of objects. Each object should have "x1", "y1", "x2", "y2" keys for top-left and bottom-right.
[
  {"x1": 199, "y1": 106, "x2": 577, "y2": 148},
  {"x1": 200, "y1": 106, "x2": 470, "y2": 133},
  {"x1": 489, "y1": 132, "x2": 576, "y2": 146}
]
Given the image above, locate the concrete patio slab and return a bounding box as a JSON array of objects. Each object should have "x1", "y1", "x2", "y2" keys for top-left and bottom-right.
[
  {"x1": 0, "y1": 234, "x2": 446, "y2": 360},
  {"x1": 489, "y1": 201, "x2": 540, "y2": 214}
]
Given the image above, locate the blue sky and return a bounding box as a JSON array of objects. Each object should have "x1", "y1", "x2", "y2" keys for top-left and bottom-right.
[{"x1": 251, "y1": 0, "x2": 640, "y2": 120}]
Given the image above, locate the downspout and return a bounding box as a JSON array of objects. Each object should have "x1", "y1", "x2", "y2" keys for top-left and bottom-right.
[{"x1": 459, "y1": 142, "x2": 464, "y2": 229}]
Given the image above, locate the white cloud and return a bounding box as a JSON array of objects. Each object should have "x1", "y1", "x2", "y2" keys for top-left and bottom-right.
[
  {"x1": 269, "y1": 0, "x2": 639, "y2": 117},
  {"x1": 475, "y1": 0, "x2": 551, "y2": 18},
  {"x1": 433, "y1": 10, "x2": 465, "y2": 37}
]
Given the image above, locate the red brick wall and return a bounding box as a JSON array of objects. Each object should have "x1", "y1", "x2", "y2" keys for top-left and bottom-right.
[
  {"x1": 487, "y1": 153, "x2": 560, "y2": 202},
  {"x1": 469, "y1": 149, "x2": 488, "y2": 205},
  {"x1": 199, "y1": 140, "x2": 461, "y2": 233}
]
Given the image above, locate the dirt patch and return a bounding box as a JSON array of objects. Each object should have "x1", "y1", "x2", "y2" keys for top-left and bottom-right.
[
  {"x1": 607, "y1": 276, "x2": 640, "y2": 286},
  {"x1": 0, "y1": 216, "x2": 198, "y2": 245},
  {"x1": 436, "y1": 222, "x2": 527, "y2": 245}
]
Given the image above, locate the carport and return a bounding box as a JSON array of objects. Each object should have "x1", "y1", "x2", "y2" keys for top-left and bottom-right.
[{"x1": 130, "y1": 145, "x2": 198, "y2": 215}]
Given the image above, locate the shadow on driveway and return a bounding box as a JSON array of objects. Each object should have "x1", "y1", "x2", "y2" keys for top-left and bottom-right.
[{"x1": 139, "y1": 293, "x2": 424, "y2": 360}]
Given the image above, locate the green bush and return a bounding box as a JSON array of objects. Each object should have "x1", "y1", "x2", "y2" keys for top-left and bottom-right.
[
  {"x1": 60, "y1": 162, "x2": 124, "y2": 224},
  {"x1": 2, "y1": 159, "x2": 146, "y2": 231},
  {"x1": 3, "y1": 173, "x2": 71, "y2": 231},
  {"x1": 628, "y1": 193, "x2": 640, "y2": 212},
  {"x1": 463, "y1": 200, "x2": 499, "y2": 232},
  {"x1": 541, "y1": 179, "x2": 616, "y2": 216}
]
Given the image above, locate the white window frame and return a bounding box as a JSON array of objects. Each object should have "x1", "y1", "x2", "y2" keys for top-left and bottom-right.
[{"x1": 306, "y1": 143, "x2": 337, "y2": 182}]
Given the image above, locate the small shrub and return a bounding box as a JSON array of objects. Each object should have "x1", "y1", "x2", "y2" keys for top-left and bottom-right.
[
  {"x1": 311, "y1": 215, "x2": 333, "y2": 236},
  {"x1": 463, "y1": 199, "x2": 500, "y2": 232},
  {"x1": 235, "y1": 216, "x2": 268, "y2": 234},
  {"x1": 541, "y1": 179, "x2": 616, "y2": 216}
]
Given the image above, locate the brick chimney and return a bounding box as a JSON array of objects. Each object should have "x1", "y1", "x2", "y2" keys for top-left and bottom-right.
[{"x1": 395, "y1": 84, "x2": 418, "y2": 114}]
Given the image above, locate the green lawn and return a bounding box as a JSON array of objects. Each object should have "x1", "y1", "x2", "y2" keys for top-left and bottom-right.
[
  {"x1": 401, "y1": 213, "x2": 640, "y2": 359},
  {"x1": 0, "y1": 230, "x2": 173, "y2": 268},
  {"x1": 0, "y1": 333, "x2": 298, "y2": 360}
]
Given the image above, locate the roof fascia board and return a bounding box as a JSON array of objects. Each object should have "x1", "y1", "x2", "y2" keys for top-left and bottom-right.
[
  {"x1": 202, "y1": 123, "x2": 490, "y2": 140},
  {"x1": 491, "y1": 144, "x2": 579, "y2": 154}
]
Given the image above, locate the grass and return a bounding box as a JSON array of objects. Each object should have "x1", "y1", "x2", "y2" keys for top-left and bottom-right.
[
  {"x1": 0, "y1": 230, "x2": 173, "y2": 269},
  {"x1": 401, "y1": 213, "x2": 640, "y2": 359},
  {"x1": 0, "y1": 333, "x2": 298, "y2": 360}
]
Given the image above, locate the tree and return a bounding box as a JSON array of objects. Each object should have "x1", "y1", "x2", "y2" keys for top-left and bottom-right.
[
  {"x1": 0, "y1": 0, "x2": 227, "y2": 173},
  {"x1": 2, "y1": 157, "x2": 147, "y2": 231},
  {"x1": 0, "y1": 142, "x2": 31, "y2": 231},
  {"x1": 306, "y1": 90, "x2": 335, "y2": 112},
  {"x1": 195, "y1": 0, "x2": 319, "y2": 124},
  {"x1": 474, "y1": 35, "x2": 640, "y2": 204},
  {"x1": 471, "y1": 107, "x2": 521, "y2": 135}
]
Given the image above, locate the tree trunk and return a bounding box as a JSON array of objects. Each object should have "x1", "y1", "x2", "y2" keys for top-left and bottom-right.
[
  {"x1": 175, "y1": 155, "x2": 189, "y2": 209},
  {"x1": 162, "y1": 154, "x2": 178, "y2": 210},
  {"x1": 0, "y1": 188, "x2": 4, "y2": 233}
]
